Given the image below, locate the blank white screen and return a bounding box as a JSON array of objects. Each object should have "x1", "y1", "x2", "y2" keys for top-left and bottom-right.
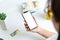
[{"x1": 23, "y1": 11, "x2": 37, "y2": 29}]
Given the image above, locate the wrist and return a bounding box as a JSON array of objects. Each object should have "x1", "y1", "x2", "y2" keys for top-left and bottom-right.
[
  {"x1": 36, "y1": 27, "x2": 44, "y2": 35},
  {"x1": 36, "y1": 27, "x2": 41, "y2": 33}
]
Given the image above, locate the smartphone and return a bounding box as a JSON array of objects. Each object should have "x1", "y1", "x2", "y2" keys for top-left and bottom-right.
[{"x1": 23, "y1": 11, "x2": 37, "y2": 29}]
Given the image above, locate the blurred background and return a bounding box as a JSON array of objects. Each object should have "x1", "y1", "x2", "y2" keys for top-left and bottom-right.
[{"x1": 0, "y1": 0, "x2": 57, "y2": 40}]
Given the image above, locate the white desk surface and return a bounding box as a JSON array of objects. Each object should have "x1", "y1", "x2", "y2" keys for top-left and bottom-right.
[{"x1": 0, "y1": 0, "x2": 57, "y2": 40}]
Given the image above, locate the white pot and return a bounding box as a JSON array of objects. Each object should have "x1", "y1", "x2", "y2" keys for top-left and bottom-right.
[{"x1": 0, "y1": 20, "x2": 7, "y2": 30}]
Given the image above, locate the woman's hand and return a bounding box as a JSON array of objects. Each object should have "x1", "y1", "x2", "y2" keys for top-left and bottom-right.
[
  {"x1": 24, "y1": 16, "x2": 55, "y2": 38},
  {"x1": 24, "y1": 16, "x2": 39, "y2": 33}
]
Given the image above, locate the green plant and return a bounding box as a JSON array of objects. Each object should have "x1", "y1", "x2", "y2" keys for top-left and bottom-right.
[{"x1": 0, "y1": 12, "x2": 7, "y2": 20}]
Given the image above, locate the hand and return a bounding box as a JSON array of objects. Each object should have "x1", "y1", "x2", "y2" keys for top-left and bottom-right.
[
  {"x1": 24, "y1": 16, "x2": 55, "y2": 38},
  {"x1": 24, "y1": 16, "x2": 39, "y2": 33}
]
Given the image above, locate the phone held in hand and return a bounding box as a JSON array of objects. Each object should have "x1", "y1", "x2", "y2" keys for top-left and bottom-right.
[{"x1": 22, "y1": 11, "x2": 37, "y2": 30}]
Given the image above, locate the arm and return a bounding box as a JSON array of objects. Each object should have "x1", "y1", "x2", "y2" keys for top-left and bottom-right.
[
  {"x1": 24, "y1": 20, "x2": 55, "y2": 38},
  {"x1": 24, "y1": 16, "x2": 56, "y2": 38},
  {"x1": 36, "y1": 27, "x2": 55, "y2": 38}
]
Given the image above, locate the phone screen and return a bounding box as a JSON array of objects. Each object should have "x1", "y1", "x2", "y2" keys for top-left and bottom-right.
[{"x1": 23, "y1": 11, "x2": 37, "y2": 29}]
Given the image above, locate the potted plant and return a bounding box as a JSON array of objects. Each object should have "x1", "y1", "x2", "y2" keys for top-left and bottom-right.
[{"x1": 0, "y1": 12, "x2": 7, "y2": 30}]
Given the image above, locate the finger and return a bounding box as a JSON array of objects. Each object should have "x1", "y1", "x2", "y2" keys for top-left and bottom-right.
[
  {"x1": 24, "y1": 26, "x2": 30, "y2": 31},
  {"x1": 24, "y1": 20, "x2": 28, "y2": 26},
  {"x1": 24, "y1": 23, "x2": 28, "y2": 26},
  {"x1": 24, "y1": 23, "x2": 30, "y2": 29},
  {"x1": 26, "y1": 28, "x2": 30, "y2": 31},
  {"x1": 25, "y1": 26, "x2": 29, "y2": 28},
  {"x1": 24, "y1": 20, "x2": 30, "y2": 31},
  {"x1": 25, "y1": 27, "x2": 29, "y2": 29}
]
